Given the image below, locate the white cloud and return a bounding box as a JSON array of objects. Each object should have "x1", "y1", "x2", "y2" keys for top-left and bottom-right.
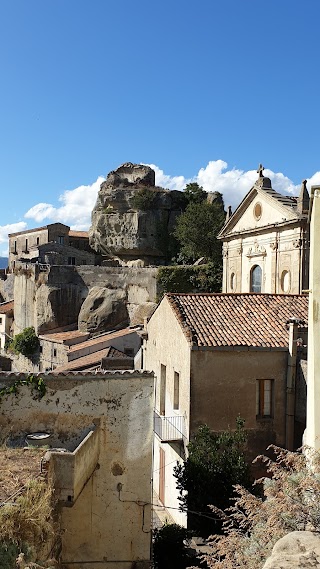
[
  {"x1": 21, "y1": 162, "x2": 320, "y2": 239},
  {"x1": 0, "y1": 222, "x2": 28, "y2": 257},
  {"x1": 25, "y1": 176, "x2": 105, "y2": 230},
  {"x1": 150, "y1": 160, "x2": 303, "y2": 211}
]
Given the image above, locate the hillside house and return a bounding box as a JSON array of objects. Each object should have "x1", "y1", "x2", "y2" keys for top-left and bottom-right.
[
  {"x1": 0, "y1": 369, "x2": 154, "y2": 569},
  {"x1": 143, "y1": 292, "x2": 308, "y2": 526},
  {"x1": 8, "y1": 223, "x2": 96, "y2": 270},
  {"x1": 218, "y1": 166, "x2": 310, "y2": 294}
]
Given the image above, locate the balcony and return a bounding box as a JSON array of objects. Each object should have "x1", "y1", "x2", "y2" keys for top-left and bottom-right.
[{"x1": 154, "y1": 410, "x2": 187, "y2": 443}]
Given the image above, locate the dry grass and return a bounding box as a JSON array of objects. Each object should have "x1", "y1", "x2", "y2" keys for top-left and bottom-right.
[{"x1": 0, "y1": 447, "x2": 46, "y2": 504}]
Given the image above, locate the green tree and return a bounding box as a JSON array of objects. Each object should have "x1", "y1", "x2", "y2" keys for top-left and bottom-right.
[
  {"x1": 174, "y1": 419, "x2": 252, "y2": 537},
  {"x1": 174, "y1": 197, "x2": 225, "y2": 263},
  {"x1": 184, "y1": 182, "x2": 207, "y2": 204},
  {"x1": 11, "y1": 327, "x2": 40, "y2": 357},
  {"x1": 153, "y1": 523, "x2": 198, "y2": 569}
]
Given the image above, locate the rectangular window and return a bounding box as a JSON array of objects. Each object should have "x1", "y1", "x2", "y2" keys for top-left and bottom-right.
[
  {"x1": 159, "y1": 447, "x2": 165, "y2": 504},
  {"x1": 0, "y1": 317, "x2": 2, "y2": 325},
  {"x1": 174, "y1": 371, "x2": 180, "y2": 410},
  {"x1": 160, "y1": 364, "x2": 166, "y2": 416},
  {"x1": 256, "y1": 379, "x2": 274, "y2": 418},
  {"x1": 53, "y1": 348, "x2": 57, "y2": 357},
  {"x1": 14, "y1": 241, "x2": 17, "y2": 254},
  {"x1": 58, "y1": 236, "x2": 64, "y2": 245},
  {"x1": 68, "y1": 257, "x2": 76, "y2": 265},
  {"x1": 25, "y1": 238, "x2": 28, "y2": 252}
]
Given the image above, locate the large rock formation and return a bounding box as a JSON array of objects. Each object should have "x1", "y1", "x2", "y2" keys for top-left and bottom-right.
[
  {"x1": 89, "y1": 163, "x2": 186, "y2": 265},
  {"x1": 263, "y1": 531, "x2": 320, "y2": 568},
  {"x1": 78, "y1": 286, "x2": 128, "y2": 333}
]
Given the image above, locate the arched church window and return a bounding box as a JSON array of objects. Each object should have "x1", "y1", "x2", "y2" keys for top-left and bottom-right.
[
  {"x1": 230, "y1": 272, "x2": 236, "y2": 291},
  {"x1": 250, "y1": 265, "x2": 262, "y2": 293},
  {"x1": 281, "y1": 270, "x2": 291, "y2": 293}
]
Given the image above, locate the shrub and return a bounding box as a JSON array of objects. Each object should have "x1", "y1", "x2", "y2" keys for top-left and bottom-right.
[
  {"x1": 157, "y1": 262, "x2": 222, "y2": 297},
  {"x1": 11, "y1": 327, "x2": 39, "y2": 357},
  {"x1": 199, "y1": 445, "x2": 320, "y2": 569},
  {"x1": 132, "y1": 188, "x2": 157, "y2": 210},
  {"x1": 153, "y1": 523, "x2": 197, "y2": 569}
]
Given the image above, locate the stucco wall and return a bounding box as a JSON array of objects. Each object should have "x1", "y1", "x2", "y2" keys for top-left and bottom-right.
[
  {"x1": 0, "y1": 371, "x2": 154, "y2": 569},
  {"x1": 190, "y1": 348, "x2": 288, "y2": 461},
  {"x1": 144, "y1": 297, "x2": 190, "y2": 526}
]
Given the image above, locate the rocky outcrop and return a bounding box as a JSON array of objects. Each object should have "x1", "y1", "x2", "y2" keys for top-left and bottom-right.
[
  {"x1": 78, "y1": 286, "x2": 129, "y2": 333},
  {"x1": 263, "y1": 531, "x2": 320, "y2": 568},
  {"x1": 89, "y1": 163, "x2": 186, "y2": 264}
]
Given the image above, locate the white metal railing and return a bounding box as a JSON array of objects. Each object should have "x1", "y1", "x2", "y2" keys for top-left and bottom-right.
[{"x1": 154, "y1": 410, "x2": 186, "y2": 442}]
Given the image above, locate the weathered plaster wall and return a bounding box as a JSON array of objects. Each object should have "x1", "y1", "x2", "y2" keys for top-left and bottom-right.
[
  {"x1": 0, "y1": 371, "x2": 154, "y2": 569},
  {"x1": 190, "y1": 348, "x2": 288, "y2": 462},
  {"x1": 144, "y1": 296, "x2": 190, "y2": 527}
]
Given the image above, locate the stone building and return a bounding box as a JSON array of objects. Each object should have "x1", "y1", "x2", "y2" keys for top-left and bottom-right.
[
  {"x1": 143, "y1": 292, "x2": 308, "y2": 526},
  {"x1": 0, "y1": 369, "x2": 154, "y2": 569},
  {"x1": 8, "y1": 223, "x2": 95, "y2": 270},
  {"x1": 218, "y1": 165, "x2": 310, "y2": 294}
]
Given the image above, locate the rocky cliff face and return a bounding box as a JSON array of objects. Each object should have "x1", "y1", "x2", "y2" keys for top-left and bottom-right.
[{"x1": 89, "y1": 163, "x2": 186, "y2": 265}]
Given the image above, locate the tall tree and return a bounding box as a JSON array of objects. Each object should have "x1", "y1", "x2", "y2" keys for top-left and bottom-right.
[
  {"x1": 174, "y1": 420, "x2": 252, "y2": 537},
  {"x1": 174, "y1": 195, "x2": 225, "y2": 262}
]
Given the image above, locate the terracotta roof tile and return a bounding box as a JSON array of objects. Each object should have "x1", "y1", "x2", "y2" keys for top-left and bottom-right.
[
  {"x1": 0, "y1": 300, "x2": 14, "y2": 314},
  {"x1": 166, "y1": 293, "x2": 308, "y2": 349},
  {"x1": 68, "y1": 230, "x2": 89, "y2": 238}
]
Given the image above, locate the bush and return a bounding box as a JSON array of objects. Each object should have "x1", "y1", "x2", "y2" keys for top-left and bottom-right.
[
  {"x1": 11, "y1": 327, "x2": 39, "y2": 357},
  {"x1": 200, "y1": 445, "x2": 320, "y2": 569},
  {"x1": 132, "y1": 188, "x2": 157, "y2": 210},
  {"x1": 157, "y1": 262, "x2": 222, "y2": 297},
  {"x1": 153, "y1": 523, "x2": 197, "y2": 569}
]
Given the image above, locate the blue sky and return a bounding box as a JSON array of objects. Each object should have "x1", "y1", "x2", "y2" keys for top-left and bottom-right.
[{"x1": 0, "y1": 0, "x2": 320, "y2": 254}]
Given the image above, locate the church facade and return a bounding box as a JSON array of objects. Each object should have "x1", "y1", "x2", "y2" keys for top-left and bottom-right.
[{"x1": 218, "y1": 166, "x2": 310, "y2": 295}]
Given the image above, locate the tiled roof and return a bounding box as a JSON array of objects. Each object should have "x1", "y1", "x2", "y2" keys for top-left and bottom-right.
[
  {"x1": 0, "y1": 300, "x2": 14, "y2": 314},
  {"x1": 39, "y1": 329, "x2": 89, "y2": 344},
  {"x1": 166, "y1": 293, "x2": 308, "y2": 349},
  {"x1": 68, "y1": 327, "x2": 140, "y2": 353},
  {"x1": 68, "y1": 230, "x2": 89, "y2": 238},
  {"x1": 263, "y1": 188, "x2": 298, "y2": 209},
  {"x1": 53, "y1": 348, "x2": 108, "y2": 372}
]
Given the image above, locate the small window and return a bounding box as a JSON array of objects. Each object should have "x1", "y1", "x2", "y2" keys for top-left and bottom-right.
[
  {"x1": 0, "y1": 317, "x2": 2, "y2": 325},
  {"x1": 39, "y1": 345, "x2": 43, "y2": 353},
  {"x1": 25, "y1": 238, "x2": 28, "y2": 252},
  {"x1": 250, "y1": 265, "x2": 262, "y2": 293},
  {"x1": 68, "y1": 257, "x2": 76, "y2": 265},
  {"x1": 174, "y1": 371, "x2": 180, "y2": 410},
  {"x1": 160, "y1": 364, "x2": 166, "y2": 416},
  {"x1": 256, "y1": 379, "x2": 273, "y2": 418},
  {"x1": 14, "y1": 241, "x2": 17, "y2": 254},
  {"x1": 53, "y1": 348, "x2": 57, "y2": 357},
  {"x1": 230, "y1": 272, "x2": 236, "y2": 291},
  {"x1": 58, "y1": 236, "x2": 65, "y2": 245},
  {"x1": 281, "y1": 270, "x2": 291, "y2": 293},
  {"x1": 36, "y1": 237, "x2": 40, "y2": 245}
]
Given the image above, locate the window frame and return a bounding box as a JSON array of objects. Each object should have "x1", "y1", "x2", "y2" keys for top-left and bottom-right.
[{"x1": 256, "y1": 379, "x2": 274, "y2": 419}]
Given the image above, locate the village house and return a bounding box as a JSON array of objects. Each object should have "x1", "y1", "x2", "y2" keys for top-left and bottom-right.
[
  {"x1": 143, "y1": 292, "x2": 308, "y2": 526},
  {"x1": 38, "y1": 326, "x2": 142, "y2": 372},
  {"x1": 218, "y1": 165, "x2": 310, "y2": 294},
  {"x1": 8, "y1": 223, "x2": 96, "y2": 270},
  {"x1": 0, "y1": 369, "x2": 154, "y2": 569}
]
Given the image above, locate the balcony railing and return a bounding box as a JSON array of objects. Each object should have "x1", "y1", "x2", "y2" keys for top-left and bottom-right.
[{"x1": 154, "y1": 410, "x2": 187, "y2": 443}]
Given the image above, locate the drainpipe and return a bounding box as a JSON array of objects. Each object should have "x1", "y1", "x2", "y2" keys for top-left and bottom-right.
[{"x1": 285, "y1": 318, "x2": 299, "y2": 450}]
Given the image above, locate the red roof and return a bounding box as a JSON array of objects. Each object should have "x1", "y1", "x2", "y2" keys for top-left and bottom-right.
[
  {"x1": 166, "y1": 293, "x2": 308, "y2": 349},
  {"x1": 68, "y1": 230, "x2": 89, "y2": 238},
  {"x1": 0, "y1": 301, "x2": 14, "y2": 315}
]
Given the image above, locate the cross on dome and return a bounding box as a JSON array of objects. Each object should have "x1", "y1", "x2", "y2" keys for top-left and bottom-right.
[{"x1": 257, "y1": 164, "x2": 265, "y2": 178}]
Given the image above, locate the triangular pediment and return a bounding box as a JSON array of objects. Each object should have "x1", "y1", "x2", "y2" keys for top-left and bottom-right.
[{"x1": 218, "y1": 183, "x2": 299, "y2": 239}]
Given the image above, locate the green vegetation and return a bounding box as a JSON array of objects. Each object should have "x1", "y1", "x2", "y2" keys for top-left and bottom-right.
[
  {"x1": 0, "y1": 374, "x2": 46, "y2": 402},
  {"x1": 132, "y1": 187, "x2": 157, "y2": 210},
  {"x1": 10, "y1": 327, "x2": 40, "y2": 357},
  {"x1": 183, "y1": 182, "x2": 207, "y2": 204},
  {"x1": 157, "y1": 261, "x2": 222, "y2": 297},
  {"x1": 174, "y1": 419, "x2": 251, "y2": 537},
  {"x1": 153, "y1": 523, "x2": 198, "y2": 569},
  {"x1": 174, "y1": 196, "x2": 225, "y2": 262}
]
